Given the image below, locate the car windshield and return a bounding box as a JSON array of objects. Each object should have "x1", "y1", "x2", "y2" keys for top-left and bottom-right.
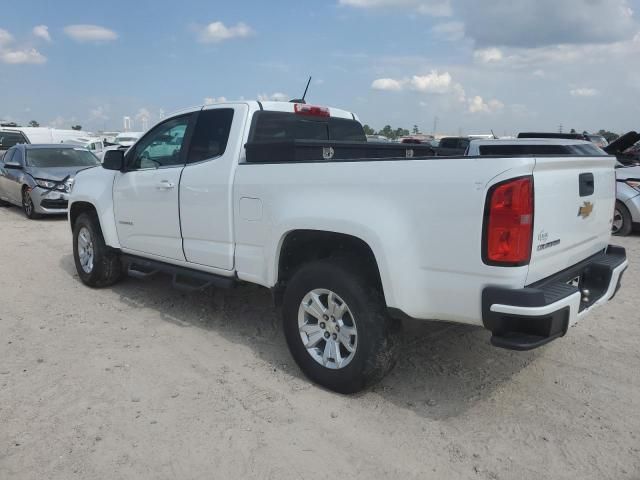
[
  {"x1": 26, "y1": 148, "x2": 100, "y2": 167},
  {"x1": 0, "y1": 131, "x2": 27, "y2": 149},
  {"x1": 116, "y1": 137, "x2": 138, "y2": 143}
]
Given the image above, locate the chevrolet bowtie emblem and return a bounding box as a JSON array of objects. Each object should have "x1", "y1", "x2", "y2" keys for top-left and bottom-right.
[{"x1": 578, "y1": 201, "x2": 594, "y2": 219}]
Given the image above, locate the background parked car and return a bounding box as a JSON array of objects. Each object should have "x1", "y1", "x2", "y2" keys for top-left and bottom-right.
[
  {"x1": 604, "y1": 131, "x2": 640, "y2": 166},
  {"x1": 614, "y1": 163, "x2": 640, "y2": 236},
  {"x1": 517, "y1": 132, "x2": 589, "y2": 140},
  {"x1": 0, "y1": 129, "x2": 29, "y2": 159},
  {"x1": 466, "y1": 138, "x2": 605, "y2": 156},
  {"x1": 365, "y1": 134, "x2": 391, "y2": 143},
  {"x1": 435, "y1": 136, "x2": 470, "y2": 156},
  {"x1": 587, "y1": 134, "x2": 609, "y2": 148},
  {"x1": 113, "y1": 132, "x2": 144, "y2": 147},
  {"x1": 0, "y1": 144, "x2": 100, "y2": 218}
]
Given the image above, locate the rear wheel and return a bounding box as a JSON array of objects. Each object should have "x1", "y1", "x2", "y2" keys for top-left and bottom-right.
[
  {"x1": 22, "y1": 187, "x2": 39, "y2": 219},
  {"x1": 612, "y1": 201, "x2": 632, "y2": 236},
  {"x1": 73, "y1": 212, "x2": 124, "y2": 287},
  {"x1": 282, "y1": 259, "x2": 398, "y2": 393}
]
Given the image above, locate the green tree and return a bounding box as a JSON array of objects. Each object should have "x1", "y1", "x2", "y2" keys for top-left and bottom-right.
[
  {"x1": 28, "y1": 120, "x2": 40, "y2": 127},
  {"x1": 412, "y1": 125, "x2": 419, "y2": 135},
  {"x1": 378, "y1": 125, "x2": 394, "y2": 139},
  {"x1": 570, "y1": 128, "x2": 576, "y2": 134},
  {"x1": 71, "y1": 125, "x2": 82, "y2": 131},
  {"x1": 394, "y1": 127, "x2": 410, "y2": 139},
  {"x1": 362, "y1": 124, "x2": 375, "y2": 135}
]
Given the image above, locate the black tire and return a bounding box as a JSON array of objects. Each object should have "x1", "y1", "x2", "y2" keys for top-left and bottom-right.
[
  {"x1": 282, "y1": 258, "x2": 398, "y2": 394},
  {"x1": 72, "y1": 212, "x2": 124, "y2": 287},
  {"x1": 22, "y1": 187, "x2": 40, "y2": 219},
  {"x1": 613, "y1": 201, "x2": 633, "y2": 236}
]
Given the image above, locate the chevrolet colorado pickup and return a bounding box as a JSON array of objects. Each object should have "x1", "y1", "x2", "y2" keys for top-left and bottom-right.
[{"x1": 68, "y1": 101, "x2": 628, "y2": 393}]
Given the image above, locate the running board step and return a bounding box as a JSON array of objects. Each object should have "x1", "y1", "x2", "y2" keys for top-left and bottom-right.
[{"x1": 122, "y1": 254, "x2": 235, "y2": 290}]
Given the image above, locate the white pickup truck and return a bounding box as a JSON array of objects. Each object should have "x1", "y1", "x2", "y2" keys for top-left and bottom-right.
[{"x1": 68, "y1": 101, "x2": 628, "y2": 393}]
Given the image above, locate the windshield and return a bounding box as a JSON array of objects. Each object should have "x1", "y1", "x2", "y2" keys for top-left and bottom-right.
[
  {"x1": 116, "y1": 137, "x2": 138, "y2": 143},
  {"x1": 0, "y1": 131, "x2": 27, "y2": 149},
  {"x1": 26, "y1": 148, "x2": 100, "y2": 168}
]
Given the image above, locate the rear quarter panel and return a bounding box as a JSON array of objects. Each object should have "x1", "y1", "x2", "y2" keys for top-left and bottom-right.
[{"x1": 233, "y1": 156, "x2": 536, "y2": 325}]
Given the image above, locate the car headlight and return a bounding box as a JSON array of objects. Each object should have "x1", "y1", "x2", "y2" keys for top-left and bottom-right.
[
  {"x1": 625, "y1": 179, "x2": 640, "y2": 191},
  {"x1": 35, "y1": 179, "x2": 67, "y2": 191}
]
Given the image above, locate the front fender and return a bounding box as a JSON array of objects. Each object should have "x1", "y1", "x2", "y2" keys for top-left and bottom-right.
[{"x1": 69, "y1": 167, "x2": 120, "y2": 248}]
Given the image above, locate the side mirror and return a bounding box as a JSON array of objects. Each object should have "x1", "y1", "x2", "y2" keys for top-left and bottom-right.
[
  {"x1": 4, "y1": 161, "x2": 23, "y2": 170},
  {"x1": 103, "y1": 149, "x2": 125, "y2": 171}
]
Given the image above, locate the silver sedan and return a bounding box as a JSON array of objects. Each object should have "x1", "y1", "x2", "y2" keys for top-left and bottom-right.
[{"x1": 0, "y1": 144, "x2": 100, "y2": 219}]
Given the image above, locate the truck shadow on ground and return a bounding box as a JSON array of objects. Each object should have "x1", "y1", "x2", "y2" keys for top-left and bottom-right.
[{"x1": 59, "y1": 253, "x2": 541, "y2": 420}]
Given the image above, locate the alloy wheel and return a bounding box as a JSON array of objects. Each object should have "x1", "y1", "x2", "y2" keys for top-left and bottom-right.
[
  {"x1": 77, "y1": 227, "x2": 95, "y2": 274},
  {"x1": 612, "y1": 208, "x2": 624, "y2": 234},
  {"x1": 297, "y1": 289, "x2": 358, "y2": 370}
]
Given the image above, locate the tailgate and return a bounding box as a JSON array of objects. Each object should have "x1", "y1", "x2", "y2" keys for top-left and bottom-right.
[{"x1": 526, "y1": 155, "x2": 616, "y2": 284}]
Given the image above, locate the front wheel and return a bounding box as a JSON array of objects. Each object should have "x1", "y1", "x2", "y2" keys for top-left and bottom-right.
[
  {"x1": 612, "y1": 201, "x2": 633, "y2": 236},
  {"x1": 22, "y1": 188, "x2": 39, "y2": 219},
  {"x1": 73, "y1": 212, "x2": 124, "y2": 287},
  {"x1": 282, "y1": 259, "x2": 398, "y2": 394}
]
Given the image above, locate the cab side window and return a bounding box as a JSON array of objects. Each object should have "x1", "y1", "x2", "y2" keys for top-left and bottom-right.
[
  {"x1": 127, "y1": 115, "x2": 191, "y2": 170},
  {"x1": 187, "y1": 109, "x2": 234, "y2": 164}
]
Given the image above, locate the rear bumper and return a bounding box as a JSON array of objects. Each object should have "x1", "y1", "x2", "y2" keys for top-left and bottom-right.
[{"x1": 482, "y1": 245, "x2": 628, "y2": 351}]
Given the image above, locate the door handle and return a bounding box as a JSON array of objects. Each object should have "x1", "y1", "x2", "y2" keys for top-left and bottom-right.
[{"x1": 156, "y1": 180, "x2": 176, "y2": 190}]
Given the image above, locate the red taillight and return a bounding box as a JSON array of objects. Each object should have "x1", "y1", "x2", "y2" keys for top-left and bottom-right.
[
  {"x1": 294, "y1": 103, "x2": 330, "y2": 117},
  {"x1": 483, "y1": 176, "x2": 534, "y2": 266}
]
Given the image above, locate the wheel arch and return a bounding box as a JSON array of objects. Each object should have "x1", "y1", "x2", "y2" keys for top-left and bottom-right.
[
  {"x1": 273, "y1": 229, "x2": 388, "y2": 306},
  {"x1": 69, "y1": 201, "x2": 121, "y2": 248}
]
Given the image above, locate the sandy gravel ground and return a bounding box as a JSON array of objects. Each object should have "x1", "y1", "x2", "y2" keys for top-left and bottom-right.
[{"x1": 0, "y1": 206, "x2": 639, "y2": 480}]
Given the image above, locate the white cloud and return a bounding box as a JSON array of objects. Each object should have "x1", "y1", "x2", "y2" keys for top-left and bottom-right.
[
  {"x1": 0, "y1": 48, "x2": 46, "y2": 64},
  {"x1": 64, "y1": 25, "x2": 118, "y2": 43},
  {"x1": 257, "y1": 92, "x2": 289, "y2": 102},
  {"x1": 371, "y1": 78, "x2": 404, "y2": 91},
  {"x1": 33, "y1": 25, "x2": 51, "y2": 42},
  {"x1": 372, "y1": 71, "x2": 465, "y2": 101},
  {"x1": 431, "y1": 21, "x2": 465, "y2": 41},
  {"x1": 409, "y1": 71, "x2": 453, "y2": 93},
  {"x1": 204, "y1": 96, "x2": 227, "y2": 105},
  {"x1": 89, "y1": 105, "x2": 110, "y2": 121},
  {"x1": 198, "y1": 22, "x2": 253, "y2": 43},
  {"x1": 135, "y1": 108, "x2": 151, "y2": 121},
  {"x1": 570, "y1": 87, "x2": 599, "y2": 97},
  {"x1": 0, "y1": 28, "x2": 14, "y2": 46},
  {"x1": 0, "y1": 27, "x2": 47, "y2": 64},
  {"x1": 468, "y1": 96, "x2": 504, "y2": 114},
  {"x1": 339, "y1": 0, "x2": 452, "y2": 16},
  {"x1": 473, "y1": 47, "x2": 503, "y2": 63}
]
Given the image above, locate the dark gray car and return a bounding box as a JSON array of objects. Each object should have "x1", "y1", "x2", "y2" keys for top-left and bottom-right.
[{"x1": 0, "y1": 144, "x2": 100, "y2": 219}]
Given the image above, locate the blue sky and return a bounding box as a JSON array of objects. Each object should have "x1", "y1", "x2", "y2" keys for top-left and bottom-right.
[{"x1": 1, "y1": 0, "x2": 639, "y2": 135}]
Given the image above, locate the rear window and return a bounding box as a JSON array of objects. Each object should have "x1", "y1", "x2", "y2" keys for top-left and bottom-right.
[
  {"x1": 478, "y1": 144, "x2": 605, "y2": 156},
  {"x1": 249, "y1": 111, "x2": 365, "y2": 142},
  {"x1": 0, "y1": 131, "x2": 27, "y2": 149},
  {"x1": 26, "y1": 148, "x2": 100, "y2": 167}
]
